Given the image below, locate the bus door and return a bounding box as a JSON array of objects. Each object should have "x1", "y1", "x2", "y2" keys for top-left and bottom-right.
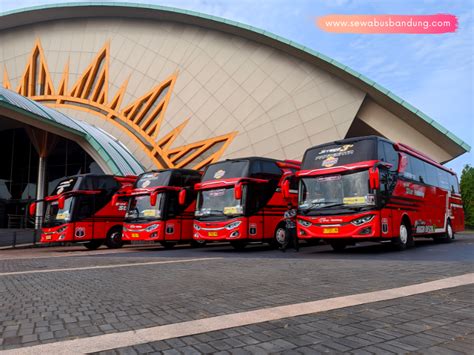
[
  {"x1": 245, "y1": 184, "x2": 265, "y2": 240},
  {"x1": 164, "y1": 192, "x2": 181, "y2": 242},
  {"x1": 73, "y1": 195, "x2": 95, "y2": 241}
]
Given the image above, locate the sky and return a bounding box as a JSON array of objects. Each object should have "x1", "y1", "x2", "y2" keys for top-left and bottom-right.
[{"x1": 0, "y1": 0, "x2": 473, "y2": 174}]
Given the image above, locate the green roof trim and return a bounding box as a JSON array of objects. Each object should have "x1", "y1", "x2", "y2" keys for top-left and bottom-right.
[
  {"x1": 0, "y1": 2, "x2": 470, "y2": 153},
  {"x1": 0, "y1": 87, "x2": 144, "y2": 176}
]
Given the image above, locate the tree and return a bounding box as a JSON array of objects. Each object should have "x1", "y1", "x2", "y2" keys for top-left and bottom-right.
[{"x1": 460, "y1": 165, "x2": 474, "y2": 229}]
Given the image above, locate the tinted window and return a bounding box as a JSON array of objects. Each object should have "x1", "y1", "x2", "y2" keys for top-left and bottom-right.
[
  {"x1": 136, "y1": 171, "x2": 172, "y2": 188},
  {"x1": 202, "y1": 161, "x2": 249, "y2": 181},
  {"x1": 424, "y1": 163, "x2": 439, "y2": 187},
  {"x1": 381, "y1": 142, "x2": 399, "y2": 171},
  {"x1": 302, "y1": 138, "x2": 377, "y2": 170},
  {"x1": 437, "y1": 169, "x2": 450, "y2": 190},
  {"x1": 52, "y1": 177, "x2": 78, "y2": 195},
  {"x1": 449, "y1": 174, "x2": 460, "y2": 193},
  {"x1": 402, "y1": 155, "x2": 416, "y2": 180},
  {"x1": 249, "y1": 160, "x2": 282, "y2": 179},
  {"x1": 411, "y1": 157, "x2": 426, "y2": 183}
]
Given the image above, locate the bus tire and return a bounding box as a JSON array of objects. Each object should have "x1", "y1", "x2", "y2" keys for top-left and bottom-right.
[
  {"x1": 330, "y1": 241, "x2": 346, "y2": 252},
  {"x1": 392, "y1": 221, "x2": 413, "y2": 251},
  {"x1": 271, "y1": 224, "x2": 287, "y2": 249},
  {"x1": 230, "y1": 241, "x2": 247, "y2": 250},
  {"x1": 435, "y1": 219, "x2": 454, "y2": 243},
  {"x1": 105, "y1": 227, "x2": 124, "y2": 249},
  {"x1": 84, "y1": 240, "x2": 103, "y2": 250},
  {"x1": 160, "y1": 241, "x2": 176, "y2": 249},
  {"x1": 190, "y1": 240, "x2": 206, "y2": 248}
]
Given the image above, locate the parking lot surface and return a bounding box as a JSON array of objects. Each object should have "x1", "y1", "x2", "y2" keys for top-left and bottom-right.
[{"x1": 0, "y1": 233, "x2": 473, "y2": 354}]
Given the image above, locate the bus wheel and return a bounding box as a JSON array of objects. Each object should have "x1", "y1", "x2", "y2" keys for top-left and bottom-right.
[
  {"x1": 190, "y1": 240, "x2": 207, "y2": 248},
  {"x1": 105, "y1": 228, "x2": 124, "y2": 249},
  {"x1": 392, "y1": 222, "x2": 412, "y2": 251},
  {"x1": 272, "y1": 226, "x2": 287, "y2": 248},
  {"x1": 160, "y1": 241, "x2": 176, "y2": 249},
  {"x1": 330, "y1": 241, "x2": 346, "y2": 252},
  {"x1": 230, "y1": 241, "x2": 247, "y2": 250},
  {"x1": 435, "y1": 220, "x2": 454, "y2": 243},
  {"x1": 84, "y1": 240, "x2": 103, "y2": 250}
]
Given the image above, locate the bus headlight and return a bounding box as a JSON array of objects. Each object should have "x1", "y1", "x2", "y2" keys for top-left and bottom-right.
[
  {"x1": 194, "y1": 224, "x2": 201, "y2": 230},
  {"x1": 226, "y1": 221, "x2": 241, "y2": 230},
  {"x1": 57, "y1": 225, "x2": 68, "y2": 233},
  {"x1": 297, "y1": 219, "x2": 312, "y2": 227},
  {"x1": 351, "y1": 215, "x2": 375, "y2": 226},
  {"x1": 145, "y1": 224, "x2": 159, "y2": 232}
]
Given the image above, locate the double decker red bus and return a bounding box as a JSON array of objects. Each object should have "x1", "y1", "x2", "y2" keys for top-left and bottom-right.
[
  {"x1": 293, "y1": 136, "x2": 464, "y2": 251},
  {"x1": 121, "y1": 169, "x2": 202, "y2": 248},
  {"x1": 30, "y1": 174, "x2": 136, "y2": 250},
  {"x1": 193, "y1": 157, "x2": 300, "y2": 249}
]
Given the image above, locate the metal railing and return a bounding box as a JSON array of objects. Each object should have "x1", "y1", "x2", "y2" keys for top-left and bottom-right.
[{"x1": 0, "y1": 228, "x2": 40, "y2": 249}]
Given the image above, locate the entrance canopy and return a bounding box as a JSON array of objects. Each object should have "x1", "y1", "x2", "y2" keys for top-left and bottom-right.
[{"x1": 0, "y1": 87, "x2": 144, "y2": 176}]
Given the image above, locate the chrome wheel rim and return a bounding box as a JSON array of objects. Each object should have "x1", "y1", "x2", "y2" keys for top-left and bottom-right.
[
  {"x1": 276, "y1": 228, "x2": 286, "y2": 244},
  {"x1": 447, "y1": 223, "x2": 453, "y2": 239},
  {"x1": 399, "y1": 225, "x2": 408, "y2": 245}
]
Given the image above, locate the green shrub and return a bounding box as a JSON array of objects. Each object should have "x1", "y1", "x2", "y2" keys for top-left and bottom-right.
[{"x1": 460, "y1": 165, "x2": 474, "y2": 229}]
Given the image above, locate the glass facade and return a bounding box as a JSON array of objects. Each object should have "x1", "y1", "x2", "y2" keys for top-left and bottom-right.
[{"x1": 0, "y1": 125, "x2": 102, "y2": 228}]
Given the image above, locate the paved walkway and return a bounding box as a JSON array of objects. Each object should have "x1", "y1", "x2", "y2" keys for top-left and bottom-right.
[{"x1": 0, "y1": 233, "x2": 473, "y2": 353}]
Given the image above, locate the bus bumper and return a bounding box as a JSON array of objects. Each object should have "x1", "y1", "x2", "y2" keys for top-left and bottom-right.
[
  {"x1": 193, "y1": 218, "x2": 247, "y2": 241},
  {"x1": 40, "y1": 224, "x2": 74, "y2": 243},
  {"x1": 297, "y1": 212, "x2": 382, "y2": 241},
  {"x1": 123, "y1": 222, "x2": 164, "y2": 241}
]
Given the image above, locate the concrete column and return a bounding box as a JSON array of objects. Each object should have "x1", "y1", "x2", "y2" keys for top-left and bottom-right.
[{"x1": 35, "y1": 156, "x2": 46, "y2": 229}]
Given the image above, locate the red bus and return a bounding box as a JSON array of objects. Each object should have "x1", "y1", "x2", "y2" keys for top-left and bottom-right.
[
  {"x1": 291, "y1": 136, "x2": 464, "y2": 251},
  {"x1": 121, "y1": 169, "x2": 202, "y2": 248},
  {"x1": 193, "y1": 157, "x2": 300, "y2": 249},
  {"x1": 30, "y1": 174, "x2": 136, "y2": 250}
]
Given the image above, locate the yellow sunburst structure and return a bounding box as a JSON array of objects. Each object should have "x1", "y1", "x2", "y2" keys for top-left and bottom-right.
[{"x1": 2, "y1": 39, "x2": 237, "y2": 171}]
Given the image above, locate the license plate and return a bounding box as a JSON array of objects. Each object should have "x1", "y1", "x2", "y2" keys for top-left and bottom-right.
[
  {"x1": 132, "y1": 233, "x2": 140, "y2": 238},
  {"x1": 45, "y1": 235, "x2": 52, "y2": 240},
  {"x1": 208, "y1": 232, "x2": 218, "y2": 237},
  {"x1": 323, "y1": 228, "x2": 339, "y2": 234}
]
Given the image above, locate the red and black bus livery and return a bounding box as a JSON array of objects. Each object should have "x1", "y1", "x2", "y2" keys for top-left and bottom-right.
[
  {"x1": 32, "y1": 174, "x2": 136, "y2": 249},
  {"x1": 193, "y1": 157, "x2": 300, "y2": 249},
  {"x1": 121, "y1": 169, "x2": 202, "y2": 248},
  {"x1": 292, "y1": 136, "x2": 464, "y2": 251}
]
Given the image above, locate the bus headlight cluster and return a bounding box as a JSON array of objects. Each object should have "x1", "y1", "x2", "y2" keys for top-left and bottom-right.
[
  {"x1": 145, "y1": 224, "x2": 159, "y2": 232},
  {"x1": 57, "y1": 225, "x2": 68, "y2": 233},
  {"x1": 226, "y1": 221, "x2": 241, "y2": 230},
  {"x1": 297, "y1": 219, "x2": 312, "y2": 227},
  {"x1": 351, "y1": 215, "x2": 375, "y2": 226},
  {"x1": 194, "y1": 224, "x2": 201, "y2": 230}
]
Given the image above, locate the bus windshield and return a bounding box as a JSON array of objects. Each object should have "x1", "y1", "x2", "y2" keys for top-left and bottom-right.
[
  {"x1": 195, "y1": 187, "x2": 244, "y2": 218},
  {"x1": 126, "y1": 194, "x2": 164, "y2": 222},
  {"x1": 299, "y1": 170, "x2": 374, "y2": 212},
  {"x1": 44, "y1": 197, "x2": 74, "y2": 226}
]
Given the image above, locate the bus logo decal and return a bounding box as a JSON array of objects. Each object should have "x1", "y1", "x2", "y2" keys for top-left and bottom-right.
[
  {"x1": 322, "y1": 156, "x2": 338, "y2": 168},
  {"x1": 214, "y1": 170, "x2": 225, "y2": 179},
  {"x1": 75, "y1": 227, "x2": 86, "y2": 238}
]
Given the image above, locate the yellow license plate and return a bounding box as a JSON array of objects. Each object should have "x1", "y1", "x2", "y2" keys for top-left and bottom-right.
[
  {"x1": 45, "y1": 235, "x2": 52, "y2": 240},
  {"x1": 132, "y1": 233, "x2": 140, "y2": 238},
  {"x1": 323, "y1": 228, "x2": 339, "y2": 234},
  {"x1": 208, "y1": 232, "x2": 218, "y2": 237}
]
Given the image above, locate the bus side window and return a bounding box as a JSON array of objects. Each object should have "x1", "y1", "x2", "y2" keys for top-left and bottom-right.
[
  {"x1": 379, "y1": 142, "x2": 399, "y2": 171},
  {"x1": 423, "y1": 162, "x2": 439, "y2": 187},
  {"x1": 449, "y1": 174, "x2": 460, "y2": 193},
  {"x1": 411, "y1": 157, "x2": 426, "y2": 183},
  {"x1": 437, "y1": 170, "x2": 450, "y2": 191},
  {"x1": 75, "y1": 196, "x2": 94, "y2": 220}
]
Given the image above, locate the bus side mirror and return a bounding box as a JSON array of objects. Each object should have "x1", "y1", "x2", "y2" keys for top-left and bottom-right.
[
  {"x1": 29, "y1": 202, "x2": 36, "y2": 216},
  {"x1": 178, "y1": 189, "x2": 186, "y2": 205},
  {"x1": 282, "y1": 179, "x2": 290, "y2": 200},
  {"x1": 234, "y1": 183, "x2": 242, "y2": 200},
  {"x1": 150, "y1": 191, "x2": 158, "y2": 206},
  {"x1": 369, "y1": 167, "x2": 380, "y2": 190},
  {"x1": 58, "y1": 195, "x2": 65, "y2": 210}
]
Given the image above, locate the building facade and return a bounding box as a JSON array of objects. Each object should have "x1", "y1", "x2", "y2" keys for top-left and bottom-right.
[{"x1": 0, "y1": 3, "x2": 470, "y2": 227}]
